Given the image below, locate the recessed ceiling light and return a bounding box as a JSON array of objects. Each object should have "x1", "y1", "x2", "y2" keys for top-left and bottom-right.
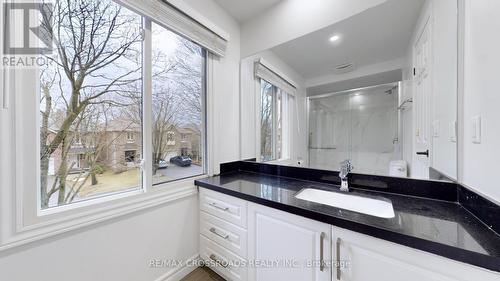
[{"x1": 329, "y1": 35, "x2": 341, "y2": 42}]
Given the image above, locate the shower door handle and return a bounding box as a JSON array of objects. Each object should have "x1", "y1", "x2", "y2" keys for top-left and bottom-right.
[{"x1": 416, "y1": 150, "x2": 429, "y2": 157}]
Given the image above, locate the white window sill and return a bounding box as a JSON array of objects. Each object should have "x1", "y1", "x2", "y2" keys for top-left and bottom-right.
[{"x1": 0, "y1": 175, "x2": 206, "y2": 252}]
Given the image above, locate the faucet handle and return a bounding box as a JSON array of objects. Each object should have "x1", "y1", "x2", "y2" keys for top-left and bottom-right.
[
  {"x1": 340, "y1": 159, "x2": 354, "y2": 172},
  {"x1": 339, "y1": 160, "x2": 353, "y2": 192}
]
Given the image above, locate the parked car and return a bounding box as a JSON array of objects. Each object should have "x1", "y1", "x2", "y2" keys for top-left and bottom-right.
[
  {"x1": 157, "y1": 159, "x2": 168, "y2": 169},
  {"x1": 169, "y1": 156, "x2": 192, "y2": 167}
]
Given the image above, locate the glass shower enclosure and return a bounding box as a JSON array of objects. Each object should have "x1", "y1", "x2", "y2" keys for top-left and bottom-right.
[{"x1": 308, "y1": 83, "x2": 402, "y2": 176}]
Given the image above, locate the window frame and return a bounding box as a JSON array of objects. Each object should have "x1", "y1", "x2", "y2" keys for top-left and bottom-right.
[
  {"x1": 34, "y1": 16, "x2": 209, "y2": 211},
  {"x1": 166, "y1": 131, "x2": 175, "y2": 143},
  {"x1": 0, "y1": 0, "x2": 216, "y2": 251},
  {"x1": 126, "y1": 132, "x2": 135, "y2": 142},
  {"x1": 258, "y1": 79, "x2": 291, "y2": 163},
  {"x1": 74, "y1": 133, "x2": 83, "y2": 145}
]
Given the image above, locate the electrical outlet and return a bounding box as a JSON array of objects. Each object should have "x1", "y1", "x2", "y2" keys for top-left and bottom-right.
[{"x1": 472, "y1": 116, "x2": 481, "y2": 144}]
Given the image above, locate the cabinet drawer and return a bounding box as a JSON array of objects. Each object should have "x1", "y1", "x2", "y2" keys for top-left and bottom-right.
[
  {"x1": 200, "y1": 188, "x2": 247, "y2": 228},
  {"x1": 201, "y1": 211, "x2": 248, "y2": 257},
  {"x1": 200, "y1": 235, "x2": 247, "y2": 281}
]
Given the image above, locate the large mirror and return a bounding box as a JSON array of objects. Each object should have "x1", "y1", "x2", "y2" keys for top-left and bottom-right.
[{"x1": 240, "y1": 0, "x2": 458, "y2": 181}]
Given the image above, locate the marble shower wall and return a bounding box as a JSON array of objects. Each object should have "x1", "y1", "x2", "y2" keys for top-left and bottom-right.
[{"x1": 309, "y1": 85, "x2": 400, "y2": 175}]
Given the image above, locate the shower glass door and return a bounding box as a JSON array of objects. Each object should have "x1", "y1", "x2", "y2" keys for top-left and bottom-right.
[
  {"x1": 308, "y1": 93, "x2": 350, "y2": 171},
  {"x1": 308, "y1": 84, "x2": 401, "y2": 176},
  {"x1": 350, "y1": 89, "x2": 399, "y2": 175}
]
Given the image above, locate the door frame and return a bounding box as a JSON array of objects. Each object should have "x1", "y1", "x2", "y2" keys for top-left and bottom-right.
[{"x1": 412, "y1": 7, "x2": 433, "y2": 179}]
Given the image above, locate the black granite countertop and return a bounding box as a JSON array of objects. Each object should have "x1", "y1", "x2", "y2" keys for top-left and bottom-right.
[{"x1": 195, "y1": 171, "x2": 500, "y2": 273}]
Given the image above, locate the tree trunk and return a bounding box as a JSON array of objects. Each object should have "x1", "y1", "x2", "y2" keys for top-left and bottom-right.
[
  {"x1": 153, "y1": 153, "x2": 159, "y2": 175},
  {"x1": 40, "y1": 86, "x2": 52, "y2": 208},
  {"x1": 57, "y1": 175, "x2": 66, "y2": 205},
  {"x1": 40, "y1": 155, "x2": 50, "y2": 208},
  {"x1": 91, "y1": 171, "x2": 98, "y2": 185},
  {"x1": 57, "y1": 139, "x2": 70, "y2": 205}
]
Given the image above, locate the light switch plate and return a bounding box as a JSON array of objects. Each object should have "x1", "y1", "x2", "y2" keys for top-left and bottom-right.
[
  {"x1": 450, "y1": 121, "x2": 457, "y2": 143},
  {"x1": 472, "y1": 116, "x2": 481, "y2": 144},
  {"x1": 432, "y1": 120, "x2": 440, "y2": 137}
]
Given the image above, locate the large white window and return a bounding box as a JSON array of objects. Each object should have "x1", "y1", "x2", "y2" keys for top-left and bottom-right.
[
  {"x1": 151, "y1": 21, "x2": 205, "y2": 185},
  {"x1": 38, "y1": 0, "x2": 206, "y2": 209},
  {"x1": 260, "y1": 79, "x2": 290, "y2": 162}
]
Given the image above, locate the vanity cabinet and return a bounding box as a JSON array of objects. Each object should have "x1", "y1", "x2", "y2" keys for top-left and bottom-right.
[
  {"x1": 199, "y1": 188, "x2": 331, "y2": 281},
  {"x1": 198, "y1": 188, "x2": 500, "y2": 281},
  {"x1": 332, "y1": 226, "x2": 499, "y2": 281},
  {"x1": 199, "y1": 188, "x2": 248, "y2": 281},
  {"x1": 247, "y1": 202, "x2": 332, "y2": 281}
]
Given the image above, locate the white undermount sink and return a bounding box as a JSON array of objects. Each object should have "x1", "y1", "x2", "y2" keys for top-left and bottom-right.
[{"x1": 295, "y1": 188, "x2": 395, "y2": 218}]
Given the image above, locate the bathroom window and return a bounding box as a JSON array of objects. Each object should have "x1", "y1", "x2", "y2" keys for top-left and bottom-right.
[
  {"x1": 151, "y1": 21, "x2": 206, "y2": 185},
  {"x1": 260, "y1": 79, "x2": 290, "y2": 162},
  {"x1": 38, "y1": 0, "x2": 207, "y2": 209}
]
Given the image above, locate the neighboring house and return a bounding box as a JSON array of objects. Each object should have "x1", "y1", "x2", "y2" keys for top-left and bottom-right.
[
  {"x1": 178, "y1": 127, "x2": 202, "y2": 163},
  {"x1": 157, "y1": 126, "x2": 202, "y2": 163},
  {"x1": 100, "y1": 118, "x2": 143, "y2": 173},
  {"x1": 45, "y1": 129, "x2": 95, "y2": 175},
  {"x1": 45, "y1": 118, "x2": 202, "y2": 175}
]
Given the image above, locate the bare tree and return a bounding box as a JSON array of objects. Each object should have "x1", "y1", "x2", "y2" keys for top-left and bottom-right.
[
  {"x1": 39, "y1": 0, "x2": 142, "y2": 208},
  {"x1": 39, "y1": 0, "x2": 205, "y2": 207},
  {"x1": 260, "y1": 82, "x2": 274, "y2": 160},
  {"x1": 149, "y1": 34, "x2": 204, "y2": 174},
  {"x1": 152, "y1": 88, "x2": 181, "y2": 175}
]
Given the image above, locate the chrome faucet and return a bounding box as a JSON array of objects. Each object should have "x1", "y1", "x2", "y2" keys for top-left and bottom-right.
[{"x1": 339, "y1": 159, "x2": 353, "y2": 192}]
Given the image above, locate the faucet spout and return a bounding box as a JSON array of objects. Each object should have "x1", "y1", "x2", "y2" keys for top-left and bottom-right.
[{"x1": 339, "y1": 159, "x2": 353, "y2": 192}]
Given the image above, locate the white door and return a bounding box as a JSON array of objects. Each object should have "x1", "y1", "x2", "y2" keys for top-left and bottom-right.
[
  {"x1": 247, "y1": 203, "x2": 331, "y2": 281},
  {"x1": 413, "y1": 18, "x2": 432, "y2": 179}
]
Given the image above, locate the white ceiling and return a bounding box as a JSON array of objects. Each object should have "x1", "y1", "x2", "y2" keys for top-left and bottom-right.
[
  {"x1": 270, "y1": 0, "x2": 425, "y2": 79},
  {"x1": 214, "y1": 0, "x2": 282, "y2": 23}
]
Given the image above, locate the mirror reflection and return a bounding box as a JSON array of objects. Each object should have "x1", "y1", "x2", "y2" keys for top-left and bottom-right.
[
  {"x1": 241, "y1": 0, "x2": 458, "y2": 182},
  {"x1": 309, "y1": 84, "x2": 401, "y2": 177}
]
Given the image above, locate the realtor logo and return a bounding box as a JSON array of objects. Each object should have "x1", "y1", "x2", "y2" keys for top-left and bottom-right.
[{"x1": 2, "y1": 1, "x2": 53, "y2": 67}]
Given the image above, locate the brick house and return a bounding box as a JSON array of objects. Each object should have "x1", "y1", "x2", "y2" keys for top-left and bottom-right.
[{"x1": 46, "y1": 119, "x2": 202, "y2": 175}]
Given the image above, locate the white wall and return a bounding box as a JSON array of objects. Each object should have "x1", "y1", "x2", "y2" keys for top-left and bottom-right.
[
  {"x1": 0, "y1": 197, "x2": 199, "y2": 281},
  {"x1": 240, "y1": 0, "x2": 386, "y2": 57},
  {"x1": 461, "y1": 0, "x2": 500, "y2": 203},
  {"x1": 240, "y1": 50, "x2": 307, "y2": 164},
  {"x1": 0, "y1": 0, "x2": 241, "y2": 279}
]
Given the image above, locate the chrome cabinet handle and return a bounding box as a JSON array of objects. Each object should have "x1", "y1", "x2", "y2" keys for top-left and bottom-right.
[
  {"x1": 209, "y1": 202, "x2": 229, "y2": 211},
  {"x1": 320, "y1": 232, "x2": 325, "y2": 272},
  {"x1": 209, "y1": 253, "x2": 229, "y2": 268},
  {"x1": 336, "y1": 238, "x2": 341, "y2": 280},
  {"x1": 209, "y1": 227, "x2": 229, "y2": 239}
]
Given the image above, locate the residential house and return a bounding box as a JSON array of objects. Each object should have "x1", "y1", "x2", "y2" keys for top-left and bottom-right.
[{"x1": 46, "y1": 118, "x2": 202, "y2": 174}]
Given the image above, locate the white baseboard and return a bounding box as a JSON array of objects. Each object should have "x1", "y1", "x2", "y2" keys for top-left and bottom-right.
[{"x1": 154, "y1": 254, "x2": 201, "y2": 281}]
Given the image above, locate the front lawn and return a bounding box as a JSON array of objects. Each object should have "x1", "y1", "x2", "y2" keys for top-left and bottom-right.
[{"x1": 70, "y1": 169, "x2": 171, "y2": 198}]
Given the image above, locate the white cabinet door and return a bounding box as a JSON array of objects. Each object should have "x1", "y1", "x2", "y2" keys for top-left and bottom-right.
[
  {"x1": 247, "y1": 203, "x2": 331, "y2": 281},
  {"x1": 332, "y1": 226, "x2": 500, "y2": 281}
]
